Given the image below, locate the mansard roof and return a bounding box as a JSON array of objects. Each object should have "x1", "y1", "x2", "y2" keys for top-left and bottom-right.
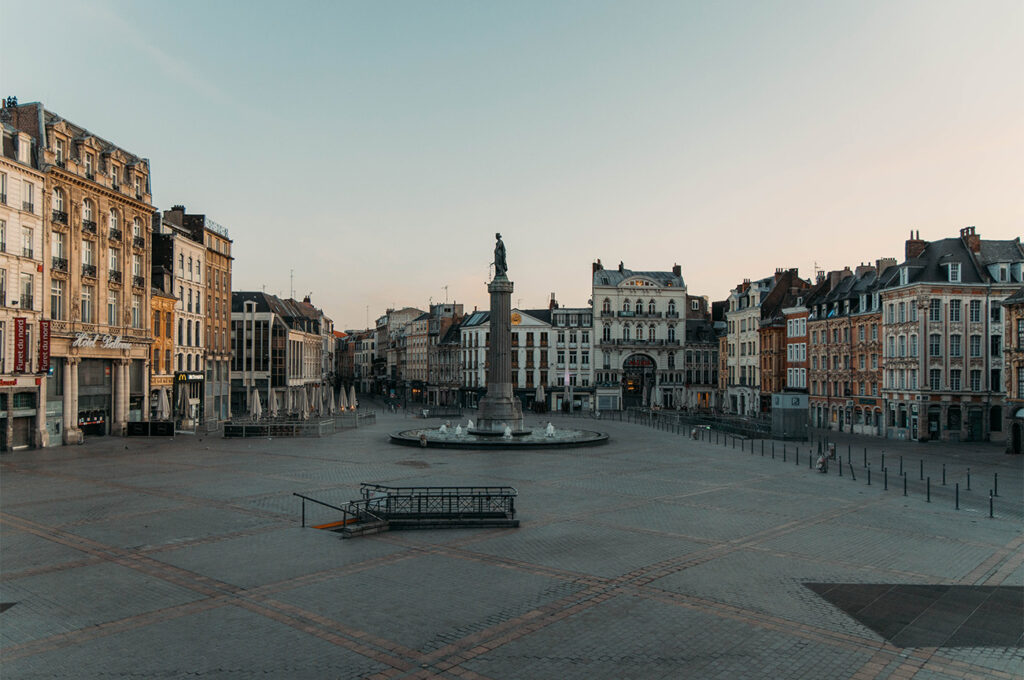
[{"x1": 594, "y1": 266, "x2": 684, "y2": 289}]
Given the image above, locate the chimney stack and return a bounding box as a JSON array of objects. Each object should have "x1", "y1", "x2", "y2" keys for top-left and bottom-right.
[
  {"x1": 592, "y1": 259, "x2": 603, "y2": 274},
  {"x1": 549, "y1": 292, "x2": 558, "y2": 310},
  {"x1": 905, "y1": 229, "x2": 927, "y2": 260},
  {"x1": 875, "y1": 257, "x2": 897, "y2": 275},
  {"x1": 960, "y1": 226, "x2": 981, "y2": 253},
  {"x1": 672, "y1": 263, "x2": 681, "y2": 277}
]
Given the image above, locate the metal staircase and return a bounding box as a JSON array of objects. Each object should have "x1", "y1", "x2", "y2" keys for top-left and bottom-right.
[{"x1": 295, "y1": 483, "x2": 519, "y2": 538}]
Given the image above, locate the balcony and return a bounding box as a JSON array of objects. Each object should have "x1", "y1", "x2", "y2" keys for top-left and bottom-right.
[
  {"x1": 82, "y1": 263, "x2": 97, "y2": 278},
  {"x1": 111, "y1": 180, "x2": 120, "y2": 191},
  {"x1": 19, "y1": 296, "x2": 33, "y2": 310},
  {"x1": 133, "y1": 236, "x2": 145, "y2": 249},
  {"x1": 132, "y1": 275, "x2": 146, "y2": 289},
  {"x1": 82, "y1": 220, "x2": 97, "y2": 234},
  {"x1": 108, "y1": 269, "x2": 122, "y2": 284},
  {"x1": 51, "y1": 256, "x2": 69, "y2": 273},
  {"x1": 109, "y1": 227, "x2": 122, "y2": 241},
  {"x1": 665, "y1": 311, "x2": 680, "y2": 319},
  {"x1": 56, "y1": 159, "x2": 66, "y2": 169},
  {"x1": 22, "y1": 247, "x2": 34, "y2": 259},
  {"x1": 86, "y1": 171, "x2": 95, "y2": 181},
  {"x1": 51, "y1": 209, "x2": 68, "y2": 225},
  {"x1": 22, "y1": 201, "x2": 34, "y2": 213}
]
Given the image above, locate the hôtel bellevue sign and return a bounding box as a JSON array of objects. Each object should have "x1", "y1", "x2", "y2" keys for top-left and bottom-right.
[{"x1": 72, "y1": 332, "x2": 133, "y2": 350}]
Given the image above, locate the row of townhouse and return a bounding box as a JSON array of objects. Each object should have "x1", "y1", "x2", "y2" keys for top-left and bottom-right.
[
  {"x1": 732, "y1": 227, "x2": 1023, "y2": 447},
  {"x1": 229, "y1": 292, "x2": 335, "y2": 418},
  {"x1": 0, "y1": 98, "x2": 235, "y2": 450}
]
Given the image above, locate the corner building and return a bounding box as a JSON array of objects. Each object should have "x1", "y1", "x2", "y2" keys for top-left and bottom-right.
[{"x1": 7, "y1": 101, "x2": 153, "y2": 443}]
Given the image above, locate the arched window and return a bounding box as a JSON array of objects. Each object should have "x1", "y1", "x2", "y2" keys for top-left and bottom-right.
[
  {"x1": 668, "y1": 352, "x2": 675, "y2": 368},
  {"x1": 636, "y1": 324, "x2": 643, "y2": 340},
  {"x1": 178, "y1": 319, "x2": 184, "y2": 345},
  {"x1": 648, "y1": 325, "x2": 656, "y2": 341},
  {"x1": 634, "y1": 300, "x2": 643, "y2": 315},
  {"x1": 109, "y1": 208, "x2": 119, "y2": 230},
  {"x1": 133, "y1": 217, "x2": 142, "y2": 239},
  {"x1": 53, "y1": 188, "x2": 65, "y2": 212},
  {"x1": 602, "y1": 324, "x2": 611, "y2": 342},
  {"x1": 668, "y1": 300, "x2": 676, "y2": 316},
  {"x1": 622, "y1": 298, "x2": 630, "y2": 313},
  {"x1": 668, "y1": 326, "x2": 676, "y2": 342},
  {"x1": 623, "y1": 325, "x2": 631, "y2": 341},
  {"x1": 602, "y1": 298, "x2": 611, "y2": 313},
  {"x1": 648, "y1": 299, "x2": 656, "y2": 315},
  {"x1": 195, "y1": 321, "x2": 201, "y2": 345},
  {"x1": 186, "y1": 321, "x2": 192, "y2": 346},
  {"x1": 177, "y1": 354, "x2": 183, "y2": 372},
  {"x1": 82, "y1": 199, "x2": 93, "y2": 222},
  {"x1": 187, "y1": 354, "x2": 192, "y2": 371}
]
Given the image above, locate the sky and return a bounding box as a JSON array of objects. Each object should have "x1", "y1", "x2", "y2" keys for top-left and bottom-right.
[{"x1": 2, "y1": 0, "x2": 1021, "y2": 330}]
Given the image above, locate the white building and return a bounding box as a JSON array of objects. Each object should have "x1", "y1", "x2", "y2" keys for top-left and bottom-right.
[{"x1": 592, "y1": 260, "x2": 687, "y2": 411}]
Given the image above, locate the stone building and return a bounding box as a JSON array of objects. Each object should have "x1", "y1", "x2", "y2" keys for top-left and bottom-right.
[
  {"x1": 0, "y1": 102, "x2": 48, "y2": 449},
  {"x1": 592, "y1": 260, "x2": 687, "y2": 411},
  {"x1": 1003, "y1": 287, "x2": 1024, "y2": 453},
  {"x1": 424, "y1": 303, "x2": 463, "y2": 406},
  {"x1": 372, "y1": 306, "x2": 423, "y2": 400},
  {"x1": 881, "y1": 228, "x2": 1023, "y2": 442},
  {"x1": 6, "y1": 100, "x2": 154, "y2": 443},
  {"x1": 148, "y1": 263, "x2": 176, "y2": 420}
]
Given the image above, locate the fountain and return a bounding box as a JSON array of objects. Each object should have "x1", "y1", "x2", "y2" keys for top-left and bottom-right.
[{"x1": 390, "y1": 235, "x2": 607, "y2": 449}]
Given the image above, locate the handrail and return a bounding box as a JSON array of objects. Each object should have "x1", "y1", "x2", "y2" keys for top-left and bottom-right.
[{"x1": 360, "y1": 482, "x2": 517, "y2": 498}]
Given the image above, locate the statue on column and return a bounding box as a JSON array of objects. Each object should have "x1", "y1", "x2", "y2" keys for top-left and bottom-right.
[{"x1": 493, "y1": 233, "x2": 507, "y2": 278}]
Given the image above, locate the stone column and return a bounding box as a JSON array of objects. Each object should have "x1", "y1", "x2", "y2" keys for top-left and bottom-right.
[
  {"x1": 5, "y1": 388, "x2": 13, "y2": 451},
  {"x1": 473, "y1": 275, "x2": 524, "y2": 434},
  {"x1": 63, "y1": 358, "x2": 81, "y2": 444},
  {"x1": 35, "y1": 377, "x2": 48, "y2": 448},
  {"x1": 111, "y1": 360, "x2": 127, "y2": 435},
  {"x1": 142, "y1": 360, "x2": 150, "y2": 421},
  {"x1": 122, "y1": 359, "x2": 131, "y2": 426}
]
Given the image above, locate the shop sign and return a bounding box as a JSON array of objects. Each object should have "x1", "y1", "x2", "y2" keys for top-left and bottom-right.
[
  {"x1": 38, "y1": 320, "x2": 50, "y2": 374},
  {"x1": 176, "y1": 372, "x2": 204, "y2": 382},
  {"x1": 72, "y1": 332, "x2": 132, "y2": 350},
  {"x1": 13, "y1": 318, "x2": 26, "y2": 372}
]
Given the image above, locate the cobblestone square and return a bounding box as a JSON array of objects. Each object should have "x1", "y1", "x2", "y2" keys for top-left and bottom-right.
[{"x1": 1, "y1": 412, "x2": 1021, "y2": 679}]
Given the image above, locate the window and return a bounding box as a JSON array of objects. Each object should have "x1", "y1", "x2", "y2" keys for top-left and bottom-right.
[
  {"x1": 647, "y1": 299, "x2": 656, "y2": 314},
  {"x1": 153, "y1": 311, "x2": 161, "y2": 336},
  {"x1": 107, "y1": 291, "x2": 119, "y2": 326},
  {"x1": 949, "y1": 369, "x2": 961, "y2": 391},
  {"x1": 53, "y1": 187, "x2": 65, "y2": 212},
  {"x1": 622, "y1": 298, "x2": 630, "y2": 312},
  {"x1": 85, "y1": 153, "x2": 94, "y2": 175},
  {"x1": 648, "y1": 325, "x2": 656, "y2": 341},
  {"x1": 667, "y1": 326, "x2": 675, "y2": 342},
  {"x1": 82, "y1": 286, "x2": 93, "y2": 323},
  {"x1": 970, "y1": 335, "x2": 981, "y2": 357},
  {"x1": 602, "y1": 298, "x2": 610, "y2": 313},
  {"x1": 668, "y1": 300, "x2": 676, "y2": 316},
  {"x1": 0, "y1": 172, "x2": 5, "y2": 203},
  {"x1": 134, "y1": 174, "x2": 142, "y2": 196},
  {"x1": 948, "y1": 263, "x2": 961, "y2": 282},
  {"x1": 898, "y1": 302, "x2": 905, "y2": 323},
  {"x1": 929, "y1": 368, "x2": 941, "y2": 391},
  {"x1": 179, "y1": 253, "x2": 184, "y2": 274},
  {"x1": 109, "y1": 247, "x2": 119, "y2": 272},
  {"x1": 20, "y1": 273, "x2": 33, "y2": 310},
  {"x1": 623, "y1": 325, "x2": 631, "y2": 341},
  {"x1": 929, "y1": 334, "x2": 942, "y2": 357},
  {"x1": 910, "y1": 334, "x2": 918, "y2": 357},
  {"x1": 23, "y1": 181, "x2": 34, "y2": 212},
  {"x1": 950, "y1": 334, "x2": 961, "y2": 357},
  {"x1": 82, "y1": 239, "x2": 94, "y2": 265},
  {"x1": 109, "y1": 208, "x2": 119, "y2": 230},
  {"x1": 50, "y1": 279, "x2": 64, "y2": 320},
  {"x1": 949, "y1": 300, "x2": 961, "y2": 322},
  {"x1": 165, "y1": 312, "x2": 171, "y2": 338},
  {"x1": 83, "y1": 199, "x2": 93, "y2": 223},
  {"x1": 132, "y1": 253, "x2": 142, "y2": 277},
  {"x1": 968, "y1": 299, "x2": 981, "y2": 323},
  {"x1": 602, "y1": 324, "x2": 611, "y2": 342},
  {"x1": 178, "y1": 319, "x2": 183, "y2": 345},
  {"x1": 22, "y1": 226, "x2": 33, "y2": 258},
  {"x1": 929, "y1": 299, "x2": 941, "y2": 322},
  {"x1": 970, "y1": 370, "x2": 981, "y2": 392},
  {"x1": 131, "y1": 294, "x2": 141, "y2": 328},
  {"x1": 634, "y1": 300, "x2": 642, "y2": 315},
  {"x1": 133, "y1": 217, "x2": 142, "y2": 239},
  {"x1": 0, "y1": 219, "x2": 5, "y2": 250}
]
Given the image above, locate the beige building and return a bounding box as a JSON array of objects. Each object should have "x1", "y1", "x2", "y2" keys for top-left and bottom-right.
[
  {"x1": 1003, "y1": 287, "x2": 1024, "y2": 454},
  {"x1": 0, "y1": 104, "x2": 48, "y2": 449},
  {"x1": 7, "y1": 100, "x2": 154, "y2": 443}
]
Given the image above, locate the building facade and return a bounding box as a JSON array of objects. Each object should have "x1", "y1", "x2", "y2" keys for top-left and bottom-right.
[
  {"x1": 592, "y1": 260, "x2": 687, "y2": 411},
  {"x1": 1003, "y1": 287, "x2": 1024, "y2": 454},
  {"x1": 8, "y1": 100, "x2": 154, "y2": 444}
]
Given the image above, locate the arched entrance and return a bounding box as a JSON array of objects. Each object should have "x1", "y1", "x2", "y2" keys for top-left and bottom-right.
[{"x1": 622, "y1": 354, "x2": 656, "y2": 408}]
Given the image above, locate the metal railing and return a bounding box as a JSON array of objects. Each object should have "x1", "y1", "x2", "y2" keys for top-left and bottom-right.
[
  {"x1": 133, "y1": 236, "x2": 146, "y2": 249},
  {"x1": 108, "y1": 270, "x2": 122, "y2": 284},
  {"x1": 22, "y1": 201, "x2": 34, "y2": 213},
  {"x1": 82, "y1": 220, "x2": 97, "y2": 234},
  {"x1": 109, "y1": 227, "x2": 122, "y2": 241},
  {"x1": 52, "y1": 256, "x2": 68, "y2": 273},
  {"x1": 52, "y1": 210, "x2": 68, "y2": 224},
  {"x1": 132, "y1": 275, "x2": 146, "y2": 289},
  {"x1": 82, "y1": 263, "x2": 97, "y2": 278}
]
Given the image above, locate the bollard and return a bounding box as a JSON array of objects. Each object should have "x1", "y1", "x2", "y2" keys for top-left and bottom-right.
[
  {"x1": 850, "y1": 463, "x2": 856, "y2": 481},
  {"x1": 863, "y1": 448, "x2": 867, "y2": 467},
  {"x1": 994, "y1": 473, "x2": 998, "y2": 497},
  {"x1": 942, "y1": 464, "x2": 946, "y2": 486},
  {"x1": 809, "y1": 450, "x2": 813, "y2": 469},
  {"x1": 920, "y1": 459, "x2": 924, "y2": 481},
  {"x1": 955, "y1": 483, "x2": 959, "y2": 510},
  {"x1": 795, "y1": 449, "x2": 799, "y2": 466},
  {"x1": 772, "y1": 444, "x2": 775, "y2": 460},
  {"x1": 783, "y1": 446, "x2": 786, "y2": 463},
  {"x1": 989, "y1": 493, "x2": 993, "y2": 518},
  {"x1": 899, "y1": 456, "x2": 903, "y2": 476},
  {"x1": 884, "y1": 467, "x2": 888, "y2": 491},
  {"x1": 881, "y1": 452, "x2": 885, "y2": 471},
  {"x1": 770, "y1": 441, "x2": 772, "y2": 457},
  {"x1": 903, "y1": 473, "x2": 907, "y2": 496},
  {"x1": 967, "y1": 467, "x2": 970, "y2": 491},
  {"x1": 839, "y1": 458, "x2": 842, "y2": 476},
  {"x1": 867, "y1": 464, "x2": 871, "y2": 486},
  {"x1": 927, "y1": 477, "x2": 931, "y2": 502}
]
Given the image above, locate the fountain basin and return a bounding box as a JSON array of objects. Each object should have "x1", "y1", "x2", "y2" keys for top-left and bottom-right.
[{"x1": 390, "y1": 427, "x2": 608, "y2": 449}]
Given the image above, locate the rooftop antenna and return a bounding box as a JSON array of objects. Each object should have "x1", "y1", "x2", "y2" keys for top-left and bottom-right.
[
  {"x1": 443, "y1": 285, "x2": 448, "y2": 303},
  {"x1": 289, "y1": 270, "x2": 294, "y2": 299}
]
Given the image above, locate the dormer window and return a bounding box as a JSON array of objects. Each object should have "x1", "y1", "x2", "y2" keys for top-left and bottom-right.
[
  {"x1": 948, "y1": 262, "x2": 961, "y2": 283},
  {"x1": 999, "y1": 265, "x2": 1007, "y2": 282},
  {"x1": 899, "y1": 268, "x2": 909, "y2": 286},
  {"x1": 84, "y1": 153, "x2": 94, "y2": 176},
  {"x1": 134, "y1": 174, "x2": 142, "y2": 197},
  {"x1": 55, "y1": 139, "x2": 64, "y2": 164},
  {"x1": 110, "y1": 164, "x2": 119, "y2": 188}
]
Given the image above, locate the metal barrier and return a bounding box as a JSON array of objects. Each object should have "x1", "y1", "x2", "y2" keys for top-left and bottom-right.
[{"x1": 224, "y1": 411, "x2": 375, "y2": 438}]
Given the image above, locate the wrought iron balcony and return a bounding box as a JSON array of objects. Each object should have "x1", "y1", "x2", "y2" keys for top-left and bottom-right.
[
  {"x1": 55, "y1": 159, "x2": 66, "y2": 169},
  {"x1": 19, "y1": 296, "x2": 33, "y2": 310},
  {"x1": 109, "y1": 269, "x2": 122, "y2": 284},
  {"x1": 82, "y1": 263, "x2": 97, "y2": 278},
  {"x1": 109, "y1": 227, "x2": 122, "y2": 241},
  {"x1": 82, "y1": 220, "x2": 97, "y2": 234},
  {"x1": 665, "y1": 311, "x2": 680, "y2": 319},
  {"x1": 52, "y1": 209, "x2": 68, "y2": 224},
  {"x1": 22, "y1": 201, "x2": 34, "y2": 213},
  {"x1": 132, "y1": 235, "x2": 145, "y2": 249},
  {"x1": 51, "y1": 256, "x2": 69, "y2": 273},
  {"x1": 22, "y1": 247, "x2": 34, "y2": 258},
  {"x1": 111, "y1": 179, "x2": 120, "y2": 191},
  {"x1": 133, "y1": 275, "x2": 146, "y2": 289}
]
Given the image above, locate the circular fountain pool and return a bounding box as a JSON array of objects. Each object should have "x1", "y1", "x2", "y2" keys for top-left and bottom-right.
[{"x1": 389, "y1": 424, "x2": 608, "y2": 449}]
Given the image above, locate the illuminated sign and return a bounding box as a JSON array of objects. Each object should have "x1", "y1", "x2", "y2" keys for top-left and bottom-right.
[{"x1": 72, "y1": 332, "x2": 132, "y2": 350}]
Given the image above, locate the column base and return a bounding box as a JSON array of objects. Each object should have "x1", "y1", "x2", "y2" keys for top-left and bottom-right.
[{"x1": 63, "y1": 428, "x2": 83, "y2": 445}]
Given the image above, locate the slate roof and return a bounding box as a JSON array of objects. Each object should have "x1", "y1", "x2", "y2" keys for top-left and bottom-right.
[
  {"x1": 1003, "y1": 287, "x2": 1024, "y2": 305},
  {"x1": 892, "y1": 237, "x2": 1023, "y2": 287},
  {"x1": 594, "y1": 266, "x2": 684, "y2": 288}
]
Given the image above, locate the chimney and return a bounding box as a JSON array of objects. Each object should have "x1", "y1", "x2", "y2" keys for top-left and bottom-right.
[
  {"x1": 960, "y1": 226, "x2": 981, "y2": 253},
  {"x1": 905, "y1": 229, "x2": 927, "y2": 260},
  {"x1": 854, "y1": 262, "x2": 875, "y2": 277},
  {"x1": 875, "y1": 257, "x2": 897, "y2": 275},
  {"x1": 592, "y1": 259, "x2": 603, "y2": 274},
  {"x1": 672, "y1": 263, "x2": 681, "y2": 277},
  {"x1": 549, "y1": 293, "x2": 558, "y2": 310}
]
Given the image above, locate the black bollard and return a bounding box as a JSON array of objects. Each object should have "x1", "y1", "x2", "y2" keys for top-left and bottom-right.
[
  {"x1": 769, "y1": 441, "x2": 772, "y2": 456},
  {"x1": 783, "y1": 446, "x2": 786, "y2": 463},
  {"x1": 881, "y1": 452, "x2": 885, "y2": 471},
  {"x1": 994, "y1": 473, "x2": 998, "y2": 497},
  {"x1": 863, "y1": 448, "x2": 867, "y2": 467},
  {"x1": 927, "y1": 477, "x2": 930, "y2": 502},
  {"x1": 903, "y1": 473, "x2": 907, "y2": 496},
  {"x1": 899, "y1": 456, "x2": 903, "y2": 476},
  {"x1": 850, "y1": 463, "x2": 856, "y2": 481},
  {"x1": 847, "y1": 448, "x2": 851, "y2": 465},
  {"x1": 884, "y1": 467, "x2": 888, "y2": 490},
  {"x1": 772, "y1": 444, "x2": 775, "y2": 460},
  {"x1": 839, "y1": 458, "x2": 842, "y2": 476},
  {"x1": 920, "y1": 459, "x2": 924, "y2": 481},
  {"x1": 942, "y1": 464, "x2": 946, "y2": 486},
  {"x1": 867, "y1": 464, "x2": 871, "y2": 486},
  {"x1": 967, "y1": 467, "x2": 970, "y2": 490},
  {"x1": 989, "y1": 493, "x2": 994, "y2": 518},
  {"x1": 795, "y1": 449, "x2": 799, "y2": 466},
  {"x1": 955, "y1": 483, "x2": 959, "y2": 510}
]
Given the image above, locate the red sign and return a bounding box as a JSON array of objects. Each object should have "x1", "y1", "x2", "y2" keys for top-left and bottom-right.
[
  {"x1": 38, "y1": 320, "x2": 50, "y2": 374},
  {"x1": 13, "y1": 318, "x2": 26, "y2": 373}
]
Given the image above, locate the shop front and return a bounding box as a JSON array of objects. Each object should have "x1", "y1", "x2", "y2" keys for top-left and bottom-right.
[
  {"x1": 174, "y1": 372, "x2": 205, "y2": 428},
  {"x1": 0, "y1": 376, "x2": 47, "y2": 451}
]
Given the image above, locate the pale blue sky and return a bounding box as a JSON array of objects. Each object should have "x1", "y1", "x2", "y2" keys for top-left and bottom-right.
[{"x1": 2, "y1": 0, "x2": 1021, "y2": 328}]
